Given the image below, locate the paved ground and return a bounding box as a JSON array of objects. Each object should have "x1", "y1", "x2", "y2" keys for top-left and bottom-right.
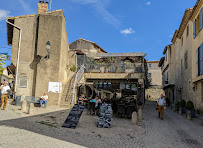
[{"x1": 0, "y1": 101, "x2": 202, "y2": 148}]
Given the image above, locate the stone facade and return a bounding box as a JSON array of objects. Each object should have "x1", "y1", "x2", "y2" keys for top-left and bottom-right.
[
  {"x1": 145, "y1": 61, "x2": 164, "y2": 101},
  {"x1": 145, "y1": 89, "x2": 165, "y2": 101},
  {"x1": 159, "y1": 1, "x2": 203, "y2": 109},
  {"x1": 147, "y1": 61, "x2": 162, "y2": 87},
  {"x1": 7, "y1": 10, "x2": 69, "y2": 106}
]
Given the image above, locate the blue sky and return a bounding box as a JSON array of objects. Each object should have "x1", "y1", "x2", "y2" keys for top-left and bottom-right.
[{"x1": 0, "y1": 0, "x2": 196, "y2": 67}]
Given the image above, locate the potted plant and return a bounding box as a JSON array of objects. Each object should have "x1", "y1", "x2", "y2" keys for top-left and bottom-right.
[
  {"x1": 175, "y1": 102, "x2": 180, "y2": 111},
  {"x1": 200, "y1": 110, "x2": 203, "y2": 125},
  {"x1": 180, "y1": 99, "x2": 186, "y2": 113},
  {"x1": 186, "y1": 101, "x2": 196, "y2": 118}
]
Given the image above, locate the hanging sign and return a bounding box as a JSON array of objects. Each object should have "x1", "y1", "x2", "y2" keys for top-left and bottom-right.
[
  {"x1": 94, "y1": 81, "x2": 112, "y2": 89},
  {"x1": 120, "y1": 83, "x2": 137, "y2": 91}
]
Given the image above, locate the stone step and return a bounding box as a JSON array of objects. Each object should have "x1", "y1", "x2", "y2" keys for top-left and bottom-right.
[{"x1": 59, "y1": 104, "x2": 70, "y2": 108}]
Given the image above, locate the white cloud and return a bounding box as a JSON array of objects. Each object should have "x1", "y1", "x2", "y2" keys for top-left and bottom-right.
[
  {"x1": 0, "y1": 9, "x2": 10, "y2": 21},
  {"x1": 71, "y1": 0, "x2": 120, "y2": 28},
  {"x1": 120, "y1": 28, "x2": 135, "y2": 35},
  {"x1": 146, "y1": 1, "x2": 151, "y2": 6},
  {"x1": 18, "y1": 0, "x2": 35, "y2": 14}
]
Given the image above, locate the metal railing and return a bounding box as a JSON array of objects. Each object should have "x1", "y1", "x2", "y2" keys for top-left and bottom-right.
[
  {"x1": 71, "y1": 64, "x2": 85, "y2": 104},
  {"x1": 84, "y1": 63, "x2": 144, "y2": 73}
]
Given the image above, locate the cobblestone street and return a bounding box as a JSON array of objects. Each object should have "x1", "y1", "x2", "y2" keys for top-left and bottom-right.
[{"x1": 0, "y1": 101, "x2": 203, "y2": 148}]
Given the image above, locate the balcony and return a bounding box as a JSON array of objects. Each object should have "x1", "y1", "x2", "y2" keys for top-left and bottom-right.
[{"x1": 84, "y1": 63, "x2": 144, "y2": 73}]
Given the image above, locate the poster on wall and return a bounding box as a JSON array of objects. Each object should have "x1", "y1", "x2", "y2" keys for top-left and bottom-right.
[{"x1": 48, "y1": 82, "x2": 62, "y2": 93}]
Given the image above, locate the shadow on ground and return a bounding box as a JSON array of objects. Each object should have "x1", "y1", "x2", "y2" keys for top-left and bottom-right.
[{"x1": 0, "y1": 105, "x2": 145, "y2": 148}]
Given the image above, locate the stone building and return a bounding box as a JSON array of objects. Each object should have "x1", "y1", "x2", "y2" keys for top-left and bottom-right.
[
  {"x1": 159, "y1": 44, "x2": 176, "y2": 104},
  {"x1": 7, "y1": 2, "x2": 69, "y2": 106},
  {"x1": 145, "y1": 61, "x2": 164, "y2": 101},
  {"x1": 159, "y1": 0, "x2": 203, "y2": 109},
  {"x1": 6, "y1": 1, "x2": 148, "y2": 108},
  {"x1": 0, "y1": 68, "x2": 14, "y2": 84},
  {"x1": 65, "y1": 39, "x2": 148, "y2": 106},
  {"x1": 191, "y1": 0, "x2": 203, "y2": 109}
]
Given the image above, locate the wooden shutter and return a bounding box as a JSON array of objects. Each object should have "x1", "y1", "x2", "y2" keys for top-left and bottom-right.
[
  {"x1": 200, "y1": 43, "x2": 203, "y2": 75},
  {"x1": 200, "y1": 8, "x2": 203, "y2": 30},
  {"x1": 194, "y1": 19, "x2": 196, "y2": 38},
  {"x1": 197, "y1": 47, "x2": 200, "y2": 76}
]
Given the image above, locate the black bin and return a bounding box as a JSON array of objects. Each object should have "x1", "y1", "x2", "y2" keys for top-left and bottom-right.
[{"x1": 16, "y1": 95, "x2": 21, "y2": 106}]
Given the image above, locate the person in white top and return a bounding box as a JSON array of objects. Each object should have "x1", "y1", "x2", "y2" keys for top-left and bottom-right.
[
  {"x1": 40, "y1": 92, "x2": 48, "y2": 108},
  {"x1": 0, "y1": 81, "x2": 11, "y2": 110},
  {"x1": 156, "y1": 94, "x2": 166, "y2": 120}
]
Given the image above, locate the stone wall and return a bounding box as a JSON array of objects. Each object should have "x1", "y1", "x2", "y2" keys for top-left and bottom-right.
[{"x1": 145, "y1": 88, "x2": 165, "y2": 101}]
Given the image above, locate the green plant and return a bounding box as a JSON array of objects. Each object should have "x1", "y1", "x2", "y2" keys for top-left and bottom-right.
[
  {"x1": 0, "y1": 60, "x2": 5, "y2": 74},
  {"x1": 186, "y1": 101, "x2": 194, "y2": 110},
  {"x1": 70, "y1": 65, "x2": 76, "y2": 72},
  {"x1": 180, "y1": 99, "x2": 186, "y2": 107},
  {"x1": 200, "y1": 110, "x2": 203, "y2": 115},
  {"x1": 175, "y1": 102, "x2": 180, "y2": 111}
]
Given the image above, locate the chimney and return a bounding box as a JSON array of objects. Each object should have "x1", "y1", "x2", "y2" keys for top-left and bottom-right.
[{"x1": 38, "y1": 1, "x2": 49, "y2": 13}]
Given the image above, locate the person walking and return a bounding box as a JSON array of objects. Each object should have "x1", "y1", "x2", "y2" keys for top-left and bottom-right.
[
  {"x1": 156, "y1": 94, "x2": 166, "y2": 120},
  {"x1": 0, "y1": 81, "x2": 11, "y2": 110}
]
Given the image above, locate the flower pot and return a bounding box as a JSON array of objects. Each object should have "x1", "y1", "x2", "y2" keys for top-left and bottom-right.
[
  {"x1": 186, "y1": 110, "x2": 196, "y2": 118},
  {"x1": 190, "y1": 110, "x2": 196, "y2": 118},
  {"x1": 202, "y1": 115, "x2": 203, "y2": 126},
  {"x1": 181, "y1": 107, "x2": 186, "y2": 113},
  {"x1": 186, "y1": 109, "x2": 188, "y2": 117}
]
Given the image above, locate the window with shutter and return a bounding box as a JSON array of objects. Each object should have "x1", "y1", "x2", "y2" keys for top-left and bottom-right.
[
  {"x1": 184, "y1": 51, "x2": 188, "y2": 70},
  {"x1": 197, "y1": 47, "x2": 200, "y2": 76},
  {"x1": 200, "y1": 43, "x2": 203, "y2": 75},
  {"x1": 200, "y1": 8, "x2": 203, "y2": 30},
  {"x1": 194, "y1": 19, "x2": 196, "y2": 38}
]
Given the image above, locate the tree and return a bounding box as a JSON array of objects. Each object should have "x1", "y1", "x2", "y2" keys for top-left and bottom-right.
[{"x1": 0, "y1": 60, "x2": 5, "y2": 74}]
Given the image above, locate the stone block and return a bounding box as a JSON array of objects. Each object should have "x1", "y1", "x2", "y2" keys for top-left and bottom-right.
[
  {"x1": 21, "y1": 100, "x2": 27, "y2": 112},
  {"x1": 187, "y1": 111, "x2": 191, "y2": 120},
  {"x1": 28, "y1": 103, "x2": 34, "y2": 115},
  {"x1": 179, "y1": 108, "x2": 182, "y2": 115},
  {"x1": 132, "y1": 112, "x2": 138, "y2": 125},
  {"x1": 138, "y1": 109, "x2": 143, "y2": 120}
]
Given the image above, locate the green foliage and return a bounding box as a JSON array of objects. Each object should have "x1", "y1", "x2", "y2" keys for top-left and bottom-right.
[
  {"x1": 180, "y1": 99, "x2": 186, "y2": 107},
  {"x1": 0, "y1": 60, "x2": 5, "y2": 74},
  {"x1": 200, "y1": 110, "x2": 203, "y2": 115},
  {"x1": 186, "y1": 101, "x2": 194, "y2": 110},
  {"x1": 175, "y1": 102, "x2": 180, "y2": 111},
  {"x1": 70, "y1": 65, "x2": 76, "y2": 72}
]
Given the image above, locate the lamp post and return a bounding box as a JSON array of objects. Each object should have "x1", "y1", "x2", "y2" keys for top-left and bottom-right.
[{"x1": 46, "y1": 41, "x2": 51, "y2": 59}]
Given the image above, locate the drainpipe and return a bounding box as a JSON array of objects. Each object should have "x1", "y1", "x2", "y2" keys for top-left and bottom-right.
[{"x1": 6, "y1": 19, "x2": 22, "y2": 96}]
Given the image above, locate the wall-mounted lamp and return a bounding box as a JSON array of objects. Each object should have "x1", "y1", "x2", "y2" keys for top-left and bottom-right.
[{"x1": 46, "y1": 41, "x2": 51, "y2": 59}]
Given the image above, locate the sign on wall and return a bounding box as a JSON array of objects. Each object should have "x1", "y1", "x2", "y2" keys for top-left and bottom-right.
[
  {"x1": 19, "y1": 77, "x2": 28, "y2": 88},
  {"x1": 48, "y1": 82, "x2": 62, "y2": 93}
]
